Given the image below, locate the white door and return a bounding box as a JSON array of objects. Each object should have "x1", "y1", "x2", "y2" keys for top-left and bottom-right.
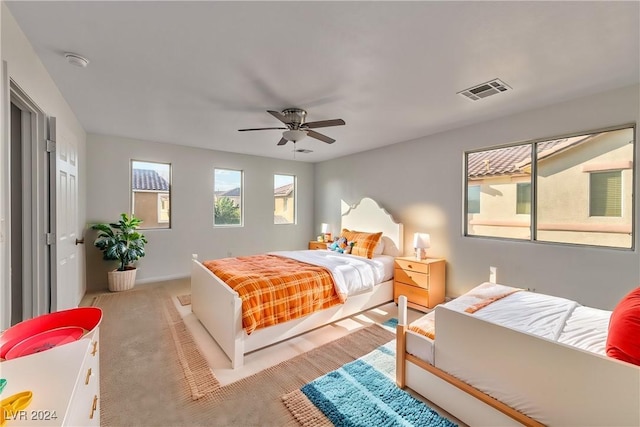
[{"x1": 49, "y1": 117, "x2": 80, "y2": 311}]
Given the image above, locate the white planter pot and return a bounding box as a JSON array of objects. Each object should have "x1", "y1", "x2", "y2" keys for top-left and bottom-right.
[{"x1": 107, "y1": 268, "x2": 137, "y2": 292}]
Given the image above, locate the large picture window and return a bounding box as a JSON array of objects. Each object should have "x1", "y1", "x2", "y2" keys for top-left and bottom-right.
[
  {"x1": 214, "y1": 168, "x2": 243, "y2": 226},
  {"x1": 465, "y1": 125, "x2": 635, "y2": 249},
  {"x1": 131, "y1": 160, "x2": 171, "y2": 229},
  {"x1": 274, "y1": 174, "x2": 295, "y2": 224}
]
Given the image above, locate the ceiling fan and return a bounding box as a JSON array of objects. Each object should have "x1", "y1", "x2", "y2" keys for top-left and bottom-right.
[{"x1": 238, "y1": 108, "x2": 345, "y2": 146}]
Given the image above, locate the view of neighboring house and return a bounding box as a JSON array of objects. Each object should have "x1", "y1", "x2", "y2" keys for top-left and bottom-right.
[
  {"x1": 467, "y1": 127, "x2": 634, "y2": 248},
  {"x1": 274, "y1": 183, "x2": 294, "y2": 224},
  {"x1": 132, "y1": 169, "x2": 170, "y2": 229}
]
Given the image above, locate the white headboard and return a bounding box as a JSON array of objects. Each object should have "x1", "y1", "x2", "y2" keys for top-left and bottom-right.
[{"x1": 341, "y1": 198, "x2": 403, "y2": 256}]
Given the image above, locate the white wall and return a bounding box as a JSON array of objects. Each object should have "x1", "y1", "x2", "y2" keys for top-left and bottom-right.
[
  {"x1": 315, "y1": 84, "x2": 640, "y2": 310},
  {"x1": 85, "y1": 134, "x2": 315, "y2": 291},
  {"x1": 1, "y1": 4, "x2": 87, "y2": 323}
]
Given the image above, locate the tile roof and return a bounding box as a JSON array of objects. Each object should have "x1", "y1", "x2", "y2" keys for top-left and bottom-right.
[
  {"x1": 132, "y1": 169, "x2": 169, "y2": 191},
  {"x1": 467, "y1": 136, "x2": 591, "y2": 178},
  {"x1": 274, "y1": 183, "x2": 294, "y2": 197}
]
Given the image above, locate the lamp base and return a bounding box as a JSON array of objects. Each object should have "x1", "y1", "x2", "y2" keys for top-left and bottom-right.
[{"x1": 415, "y1": 248, "x2": 427, "y2": 261}]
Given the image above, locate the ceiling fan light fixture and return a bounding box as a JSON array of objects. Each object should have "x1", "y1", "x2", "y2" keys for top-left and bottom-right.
[{"x1": 283, "y1": 129, "x2": 307, "y2": 142}]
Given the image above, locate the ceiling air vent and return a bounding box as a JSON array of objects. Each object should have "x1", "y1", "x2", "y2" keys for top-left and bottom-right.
[{"x1": 458, "y1": 79, "x2": 511, "y2": 101}]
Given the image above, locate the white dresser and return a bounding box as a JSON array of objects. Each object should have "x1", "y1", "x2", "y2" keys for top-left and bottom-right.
[{"x1": 0, "y1": 328, "x2": 100, "y2": 426}]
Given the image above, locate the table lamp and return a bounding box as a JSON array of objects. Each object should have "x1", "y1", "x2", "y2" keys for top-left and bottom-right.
[{"x1": 413, "y1": 233, "x2": 431, "y2": 260}]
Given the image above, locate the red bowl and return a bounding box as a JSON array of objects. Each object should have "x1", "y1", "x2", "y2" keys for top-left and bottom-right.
[{"x1": 0, "y1": 307, "x2": 102, "y2": 360}]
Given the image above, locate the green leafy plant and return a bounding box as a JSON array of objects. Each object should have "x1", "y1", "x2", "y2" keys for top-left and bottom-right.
[
  {"x1": 214, "y1": 197, "x2": 241, "y2": 225},
  {"x1": 92, "y1": 213, "x2": 148, "y2": 271}
]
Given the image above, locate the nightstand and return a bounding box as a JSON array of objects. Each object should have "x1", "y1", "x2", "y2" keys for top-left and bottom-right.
[
  {"x1": 309, "y1": 241, "x2": 329, "y2": 250},
  {"x1": 393, "y1": 256, "x2": 446, "y2": 311}
]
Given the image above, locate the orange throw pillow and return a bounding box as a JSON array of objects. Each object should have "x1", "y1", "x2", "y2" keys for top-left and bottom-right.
[
  {"x1": 340, "y1": 229, "x2": 382, "y2": 259},
  {"x1": 606, "y1": 287, "x2": 640, "y2": 366}
]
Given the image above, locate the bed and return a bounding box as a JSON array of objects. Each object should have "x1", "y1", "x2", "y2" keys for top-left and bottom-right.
[
  {"x1": 191, "y1": 197, "x2": 403, "y2": 368},
  {"x1": 396, "y1": 281, "x2": 640, "y2": 427}
]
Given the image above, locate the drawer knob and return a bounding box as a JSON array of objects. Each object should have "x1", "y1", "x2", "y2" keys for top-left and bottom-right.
[
  {"x1": 91, "y1": 341, "x2": 98, "y2": 356},
  {"x1": 85, "y1": 367, "x2": 92, "y2": 385},
  {"x1": 90, "y1": 395, "x2": 98, "y2": 419}
]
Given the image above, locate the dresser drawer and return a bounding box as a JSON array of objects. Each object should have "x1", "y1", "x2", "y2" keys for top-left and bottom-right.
[
  {"x1": 394, "y1": 282, "x2": 430, "y2": 309},
  {"x1": 394, "y1": 258, "x2": 430, "y2": 274},
  {"x1": 394, "y1": 268, "x2": 429, "y2": 289}
]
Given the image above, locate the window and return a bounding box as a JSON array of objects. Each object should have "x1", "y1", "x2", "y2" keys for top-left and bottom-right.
[
  {"x1": 467, "y1": 185, "x2": 480, "y2": 214},
  {"x1": 274, "y1": 174, "x2": 295, "y2": 224},
  {"x1": 131, "y1": 160, "x2": 171, "y2": 229},
  {"x1": 590, "y1": 171, "x2": 622, "y2": 217},
  {"x1": 214, "y1": 168, "x2": 243, "y2": 226},
  {"x1": 516, "y1": 183, "x2": 531, "y2": 215},
  {"x1": 465, "y1": 125, "x2": 634, "y2": 248}
]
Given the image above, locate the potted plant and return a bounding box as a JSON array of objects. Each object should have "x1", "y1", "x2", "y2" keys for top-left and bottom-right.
[{"x1": 92, "y1": 213, "x2": 148, "y2": 292}]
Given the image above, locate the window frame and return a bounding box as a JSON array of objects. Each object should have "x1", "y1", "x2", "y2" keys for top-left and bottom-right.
[
  {"x1": 274, "y1": 173, "x2": 296, "y2": 225},
  {"x1": 213, "y1": 168, "x2": 244, "y2": 227},
  {"x1": 130, "y1": 160, "x2": 172, "y2": 230},
  {"x1": 463, "y1": 124, "x2": 635, "y2": 250}
]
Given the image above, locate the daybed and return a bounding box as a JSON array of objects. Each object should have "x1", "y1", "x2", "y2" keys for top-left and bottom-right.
[
  {"x1": 396, "y1": 282, "x2": 640, "y2": 427},
  {"x1": 192, "y1": 197, "x2": 403, "y2": 368}
]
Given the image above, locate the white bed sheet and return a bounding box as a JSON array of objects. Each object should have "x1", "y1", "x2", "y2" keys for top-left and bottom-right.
[
  {"x1": 270, "y1": 250, "x2": 394, "y2": 297},
  {"x1": 557, "y1": 305, "x2": 610, "y2": 355},
  {"x1": 407, "y1": 284, "x2": 609, "y2": 364}
]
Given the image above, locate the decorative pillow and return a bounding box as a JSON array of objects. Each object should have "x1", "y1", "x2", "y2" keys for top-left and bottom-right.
[
  {"x1": 340, "y1": 229, "x2": 383, "y2": 259},
  {"x1": 328, "y1": 237, "x2": 354, "y2": 254},
  {"x1": 606, "y1": 287, "x2": 640, "y2": 366}
]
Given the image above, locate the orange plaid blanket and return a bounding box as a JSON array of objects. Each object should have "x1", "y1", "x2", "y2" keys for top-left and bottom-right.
[{"x1": 203, "y1": 254, "x2": 341, "y2": 335}]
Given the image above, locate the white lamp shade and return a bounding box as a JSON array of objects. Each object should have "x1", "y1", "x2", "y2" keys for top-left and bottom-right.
[
  {"x1": 413, "y1": 233, "x2": 431, "y2": 249},
  {"x1": 283, "y1": 129, "x2": 307, "y2": 142}
]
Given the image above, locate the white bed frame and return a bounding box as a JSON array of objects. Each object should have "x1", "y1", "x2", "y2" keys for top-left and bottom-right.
[
  {"x1": 192, "y1": 197, "x2": 403, "y2": 368},
  {"x1": 396, "y1": 296, "x2": 640, "y2": 427}
]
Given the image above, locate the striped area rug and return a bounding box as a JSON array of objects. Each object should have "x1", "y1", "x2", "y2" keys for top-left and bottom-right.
[{"x1": 283, "y1": 340, "x2": 457, "y2": 427}]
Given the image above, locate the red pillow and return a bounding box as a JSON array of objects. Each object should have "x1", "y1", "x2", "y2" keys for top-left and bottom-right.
[{"x1": 606, "y1": 287, "x2": 640, "y2": 366}]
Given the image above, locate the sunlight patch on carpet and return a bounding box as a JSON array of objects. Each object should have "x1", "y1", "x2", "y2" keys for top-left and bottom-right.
[{"x1": 283, "y1": 341, "x2": 457, "y2": 427}]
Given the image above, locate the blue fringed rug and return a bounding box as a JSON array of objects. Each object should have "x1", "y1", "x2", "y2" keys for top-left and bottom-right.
[{"x1": 282, "y1": 340, "x2": 457, "y2": 427}]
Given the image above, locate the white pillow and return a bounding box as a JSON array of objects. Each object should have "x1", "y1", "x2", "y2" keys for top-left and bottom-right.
[{"x1": 373, "y1": 239, "x2": 385, "y2": 255}]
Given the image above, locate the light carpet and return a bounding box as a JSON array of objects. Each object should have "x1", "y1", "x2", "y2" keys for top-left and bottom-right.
[
  {"x1": 92, "y1": 286, "x2": 395, "y2": 426},
  {"x1": 283, "y1": 341, "x2": 458, "y2": 427}
]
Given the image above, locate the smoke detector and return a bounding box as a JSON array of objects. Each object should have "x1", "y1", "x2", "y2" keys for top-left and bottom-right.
[
  {"x1": 64, "y1": 52, "x2": 90, "y2": 68},
  {"x1": 458, "y1": 78, "x2": 510, "y2": 101}
]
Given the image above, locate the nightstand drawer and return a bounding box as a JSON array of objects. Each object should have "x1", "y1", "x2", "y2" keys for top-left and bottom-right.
[
  {"x1": 309, "y1": 241, "x2": 328, "y2": 250},
  {"x1": 394, "y1": 282, "x2": 430, "y2": 309},
  {"x1": 394, "y1": 268, "x2": 429, "y2": 289},
  {"x1": 394, "y1": 259, "x2": 430, "y2": 274}
]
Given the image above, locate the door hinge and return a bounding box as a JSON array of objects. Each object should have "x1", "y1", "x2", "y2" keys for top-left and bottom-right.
[
  {"x1": 46, "y1": 140, "x2": 56, "y2": 152},
  {"x1": 46, "y1": 233, "x2": 56, "y2": 245}
]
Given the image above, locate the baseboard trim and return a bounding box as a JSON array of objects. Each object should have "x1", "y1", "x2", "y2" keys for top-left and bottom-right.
[{"x1": 135, "y1": 274, "x2": 190, "y2": 285}]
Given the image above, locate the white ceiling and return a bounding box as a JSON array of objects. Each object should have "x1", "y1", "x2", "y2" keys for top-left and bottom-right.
[{"x1": 6, "y1": 1, "x2": 639, "y2": 162}]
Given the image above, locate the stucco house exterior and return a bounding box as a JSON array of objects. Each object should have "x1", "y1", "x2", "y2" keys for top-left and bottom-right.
[
  {"x1": 467, "y1": 127, "x2": 633, "y2": 248},
  {"x1": 132, "y1": 169, "x2": 170, "y2": 229}
]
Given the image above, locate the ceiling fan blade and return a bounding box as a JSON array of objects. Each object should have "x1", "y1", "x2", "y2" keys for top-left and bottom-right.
[
  {"x1": 277, "y1": 137, "x2": 288, "y2": 146},
  {"x1": 303, "y1": 118, "x2": 345, "y2": 129},
  {"x1": 267, "y1": 110, "x2": 289, "y2": 124},
  {"x1": 307, "y1": 130, "x2": 335, "y2": 144},
  {"x1": 238, "y1": 127, "x2": 287, "y2": 132}
]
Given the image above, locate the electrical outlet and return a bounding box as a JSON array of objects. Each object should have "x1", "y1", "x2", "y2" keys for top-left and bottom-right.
[
  {"x1": 489, "y1": 266, "x2": 497, "y2": 283},
  {"x1": 527, "y1": 287, "x2": 536, "y2": 292}
]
